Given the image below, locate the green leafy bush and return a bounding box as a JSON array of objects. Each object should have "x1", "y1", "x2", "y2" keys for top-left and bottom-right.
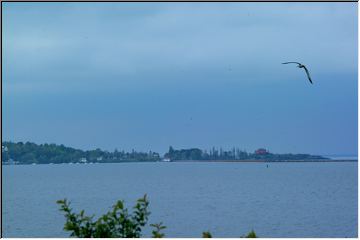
[
  {"x1": 203, "y1": 230, "x2": 257, "y2": 238},
  {"x1": 57, "y1": 194, "x2": 164, "y2": 238},
  {"x1": 57, "y1": 195, "x2": 256, "y2": 238},
  {"x1": 202, "y1": 231, "x2": 212, "y2": 238},
  {"x1": 150, "y1": 222, "x2": 166, "y2": 238},
  {"x1": 242, "y1": 230, "x2": 257, "y2": 238}
]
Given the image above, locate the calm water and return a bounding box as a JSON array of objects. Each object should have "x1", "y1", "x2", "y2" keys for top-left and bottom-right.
[{"x1": 3, "y1": 162, "x2": 358, "y2": 237}]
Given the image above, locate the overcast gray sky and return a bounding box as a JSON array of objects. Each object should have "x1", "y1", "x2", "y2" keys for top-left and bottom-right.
[{"x1": 3, "y1": 2, "x2": 358, "y2": 155}]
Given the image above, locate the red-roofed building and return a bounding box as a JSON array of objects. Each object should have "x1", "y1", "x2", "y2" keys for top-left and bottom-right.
[{"x1": 255, "y1": 148, "x2": 268, "y2": 155}]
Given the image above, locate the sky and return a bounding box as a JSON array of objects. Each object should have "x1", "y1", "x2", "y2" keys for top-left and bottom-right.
[{"x1": 2, "y1": 2, "x2": 358, "y2": 155}]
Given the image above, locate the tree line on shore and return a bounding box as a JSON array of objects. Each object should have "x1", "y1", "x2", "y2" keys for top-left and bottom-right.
[
  {"x1": 2, "y1": 141, "x2": 160, "y2": 164},
  {"x1": 164, "y1": 146, "x2": 327, "y2": 161},
  {"x1": 2, "y1": 141, "x2": 327, "y2": 165}
]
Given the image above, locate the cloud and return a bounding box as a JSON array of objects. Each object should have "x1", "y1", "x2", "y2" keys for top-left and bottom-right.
[{"x1": 4, "y1": 3, "x2": 357, "y2": 90}]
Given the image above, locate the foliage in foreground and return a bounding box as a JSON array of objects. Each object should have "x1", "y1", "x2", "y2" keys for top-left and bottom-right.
[
  {"x1": 57, "y1": 195, "x2": 256, "y2": 238},
  {"x1": 202, "y1": 231, "x2": 213, "y2": 238},
  {"x1": 244, "y1": 230, "x2": 257, "y2": 238},
  {"x1": 57, "y1": 195, "x2": 159, "y2": 237},
  {"x1": 203, "y1": 230, "x2": 257, "y2": 238}
]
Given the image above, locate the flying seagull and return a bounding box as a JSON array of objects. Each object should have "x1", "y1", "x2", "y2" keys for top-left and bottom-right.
[{"x1": 282, "y1": 62, "x2": 313, "y2": 84}]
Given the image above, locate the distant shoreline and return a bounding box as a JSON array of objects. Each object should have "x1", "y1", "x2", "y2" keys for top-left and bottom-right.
[
  {"x1": 2, "y1": 159, "x2": 357, "y2": 165},
  {"x1": 7, "y1": 141, "x2": 349, "y2": 165}
]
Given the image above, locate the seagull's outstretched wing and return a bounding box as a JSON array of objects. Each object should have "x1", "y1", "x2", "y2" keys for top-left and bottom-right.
[
  {"x1": 302, "y1": 66, "x2": 313, "y2": 84},
  {"x1": 282, "y1": 62, "x2": 302, "y2": 65}
]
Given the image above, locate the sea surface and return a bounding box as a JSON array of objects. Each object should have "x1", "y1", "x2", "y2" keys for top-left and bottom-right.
[{"x1": 3, "y1": 162, "x2": 358, "y2": 237}]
